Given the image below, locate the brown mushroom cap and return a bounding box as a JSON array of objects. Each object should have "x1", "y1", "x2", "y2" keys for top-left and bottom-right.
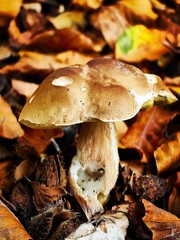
[{"x1": 19, "y1": 57, "x2": 177, "y2": 128}]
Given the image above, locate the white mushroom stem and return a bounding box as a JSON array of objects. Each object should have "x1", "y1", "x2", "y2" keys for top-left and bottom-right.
[{"x1": 69, "y1": 121, "x2": 120, "y2": 219}]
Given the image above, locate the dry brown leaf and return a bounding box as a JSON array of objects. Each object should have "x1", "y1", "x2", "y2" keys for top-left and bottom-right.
[
  {"x1": 168, "y1": 183, "x2": 180, "y2": 218},
  {"x1": 96, "y1": 4, "x2": 131, "y2": 48},
  {"x1": 0, "y1": 200, "x2": 32, "y2": 240},
  {"x1": 120, "y1": 106, "x2": 177, "y2": 162},
  {"x1": 20, "y1": 126, "x2": 64, "y2": 153},
  {"x1": 29, "y1": 180, "x2": 67, "y2": 210},
  {"x1": 142, "y1": 199, "x2": 180, "y2": 240},
  {"x1": 0, "y1": 96, "x2": 24, "y2": 139},
  {"x1": 154, "y1": 132, "x2": 180, "y2": 174},
  {"x1": 29, "y1": 28, "x2": 105, "y2": 53},
  {"x1": 0, "y1": 159, "x2": 15, "y2": 191}
]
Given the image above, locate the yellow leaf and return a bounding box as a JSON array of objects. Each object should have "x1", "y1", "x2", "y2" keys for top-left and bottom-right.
[
  {"x1": 154, "y1": 132, "x2": 180, "y2": 174},
  {"x1": 120, "y1": 0, "x2": 157, "y2": 19},
  {"x1": 49, "y1": 11, "x2": 86, "y2": 30},
  {"x1": 115, "y1": 25, "x2": 174, "y2": 62},
  {"x1": 0, "y1": 201, "x2": 31, "y2": 240}
]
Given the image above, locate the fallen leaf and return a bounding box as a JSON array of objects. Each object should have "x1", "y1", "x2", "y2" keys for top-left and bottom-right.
[
  {"x1": 49, "y1": 11, "x2": 86, "y2": 30},
  {"x1": 154, "y1": 132, "x2": 180, "y2": 174},
  {"x1": 120, "y1": 106, "x2": 177, "y2": 162},
  {"x1": 12, "y1": 79, "x2": 38, "y2": 100},
  {"x1": 21, "y1": 126, "x2": 64, "y2": 153},
  {"x1": 168, "y1": 182, "x2": 180, "y2": 218},
  {"x1": 115, "y1": 25, "x2": 174, "y2": 62},
  {"x1": 29, "y1": 28, "x2": 105, "y2": 53},
  {"x1": 0, "y1": 158, "x2": 16, "y2": 191},
  {"x1": 120, "y1": 0, "x2": 158, "y2": 19},
  {"x1": 10, "y1": 182, "x2": 35, "y2": 226},
  {"x1": 0, "y1": 51, "x2": 65, "y2": 80},
  {"x1": 0, "y1": 200, "x2": 32, "y2": 240},
  {"x1": 0, "y1": 96, "x2": 24, "y2": 139},
  {"x1": 97, "y1": 4, "x2": 131, "y2": 48},
  {"x1": 56, "y1": 50, "x2": 96, "y2": 66},
  {"x1": 142, "y1": 199, "x2": 180, "y2": 240},
  {"x1": 72, "y1": 0, "x2": 103, "y2": 9}
]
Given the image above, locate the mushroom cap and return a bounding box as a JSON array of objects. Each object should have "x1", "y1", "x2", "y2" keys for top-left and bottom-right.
[{"x1": 19, "y1": 57, "x2": 177, "y2": 128}]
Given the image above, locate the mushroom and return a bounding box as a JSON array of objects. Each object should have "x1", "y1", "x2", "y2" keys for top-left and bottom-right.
[{"x1": 19, "y1": 57, "x2": 177, "y2": 218}]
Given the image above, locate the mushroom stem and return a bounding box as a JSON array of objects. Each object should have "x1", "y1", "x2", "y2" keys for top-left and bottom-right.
[{"x1": 69, "y1": 121, "x2": 120, "y2": 218}]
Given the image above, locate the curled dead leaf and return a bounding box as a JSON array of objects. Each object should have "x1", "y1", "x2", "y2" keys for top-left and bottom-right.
[{"x1": 142, "y1": 199, "x2": 180, "y2": 240}]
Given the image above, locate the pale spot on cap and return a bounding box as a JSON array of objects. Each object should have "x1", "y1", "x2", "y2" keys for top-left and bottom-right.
[{"x1": 52, "y1": 76, "x2": 73, "y2": 87}]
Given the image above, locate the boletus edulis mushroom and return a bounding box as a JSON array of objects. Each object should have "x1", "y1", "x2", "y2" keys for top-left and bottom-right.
[{"x1": 19, "y1": 57, "x2": 177, "y2": 219}]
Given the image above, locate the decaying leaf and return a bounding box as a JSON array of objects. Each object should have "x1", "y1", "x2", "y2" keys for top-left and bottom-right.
[
  {"x1": 168, "y1": 185, "x2": 180, "y2": 218},
  {"x1": 29, "y1": 28, "x2": 105, "y2": 53},
  {"x1": 133, "y1": 175, "x2": 168, "y2": 202},
  {"x1": 168, "y1": 172, "x2": 180, "y2": 218},
  {"x1": 143, "y1": 199, "x2": 180, "y2": 240},
  {"x1": 0, "y1": 95, "x2": 24, "y2": 139},
  {"x1": 154, "y1": 132, "x2": 180, "y2": 174},
  {"x1": 20, "y1": 125, "x2": 64, "y2": 153},
  {"x1": 120, "y1": 106, "x2": 177, "y2": 162},
  {"x1": 10, "y1": 182, "x2": 35, "y2": 226},
  {"x1": 0, "y1": 200, "x2": 31, "y2": 240},
  {"x1": 0, "y1": 158, "x2": 16, "y2": 191}
]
